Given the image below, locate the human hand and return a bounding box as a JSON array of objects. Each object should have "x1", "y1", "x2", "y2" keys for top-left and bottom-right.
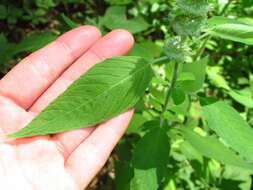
[{"x1": 0, "y1": 26, "x2": 134, "y2": 190}]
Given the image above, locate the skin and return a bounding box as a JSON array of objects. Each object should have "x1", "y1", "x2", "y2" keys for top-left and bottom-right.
[{"x1": 0, "y1": 26, "x2": 134, "y2": 190}]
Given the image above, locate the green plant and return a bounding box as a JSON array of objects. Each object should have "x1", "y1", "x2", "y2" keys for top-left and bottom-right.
[{"x1": 1, "y1": 0, "x2": 253, "y2": 189}]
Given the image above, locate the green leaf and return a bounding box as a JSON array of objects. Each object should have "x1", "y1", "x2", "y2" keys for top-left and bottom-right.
[
  {"x1": 0, "y1": 32, "x2": 57, "y2": 70},
  {"x1": 206, "y1": 66, "x2": 230, "y2": 90},
  {"x1": 13, "y1": 32, "x2": 57, "y2": 53},
  {"x1": 149, "y1": 87, "x2": 165, "y2": 104},
  {"x1": 238, "y1": 17, "x2": 253, "y2": 26},
  {"x1": 177, "y1": 72, "x2": 196, "y2": 82},
  {"x1": 115, "y1": 140, "x2": 132, "y2": 162},
  {"x1": 8, "y1": 56, "x2": 153, "y2": 138},
  {"x1": 171, "y1": 88, "x2": 185, "y2": 105},
  {"x1": 218, "y1": 179, "x2": 244, "y2": 190},
  {"x1": 228, "y1": 88, "x2": 253, "y2": 108},
  {"x1": 115, "y1": 161, "x2": 134, "y2": 190},
  {"x1": 208, "y1": 16, "x2": 253, "y2": 45},
  {"x1": 222, "y1": 165, "x2": 252, "y2": 190},
  {"x1": 105, "y1": 0, "x2": 133, "y2": 5},
  {"x1": 102, "y1": 6, "x2": 149, "y2": 34},
  {"x1": 199, "y1": 96, "x2": 218, "y2": 106},
  {"x1": 0, "y1": 5, "x2": 7, "y2": 19},
  {"x1": 128, "y1": 41, "x2": 162, "y2": 60},
  {"x1": 169, "y1": 94, "x2": 190, "y2": 115},
  {"x1": 60, "y1": 14, "x2": 79, "y2": 29},
  {"x1": 202, "y1": 101, "x2": 253, "y2": 163},
  {"x1": 131, "y1": 128, "x2": 170, "y2": 190},
  {"x1": 36, "y1": 0, "x2": 56, "y2": 9},
  {"x1": 181, "y1": 128, "x2": 253, "y2": 170},
  {"x1": 126, "y1": 113, "x2": 147, "y2": 134},
  {"x1": 177, "y1": 56, "x2": 207, "y2": 93},
  {"x1": 0, "y1": 33, "x2": 14, "y2": 69},
  {"x1": 208, "y1": 16, "x2": 244, "y2": 27},
  {"x1": 180, "y1": 141, "x2": 203, "y2": 161}
]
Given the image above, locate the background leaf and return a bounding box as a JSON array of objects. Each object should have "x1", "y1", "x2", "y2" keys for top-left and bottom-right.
[
  {"x1": 171, "y1": 88, "x2": 185, "y2": 105},
  {"x1": 206, "y1": 66, "x2": 230, "y2": 90},
  {"x1": 0, "y1": 33, "x2": 14, "y2": 69},
  {"x1": 177, "y1": 57, "x2": 207, "y2": 93},
  {"x1": 208, "y1": 16, "x2": 253, "y2": 45},
  {"x1": 101, "y1": 6, "x2": 149, "y2": 34},
  {"x1": 0, "y1": 32, "x2": 57, "y2": 69},
  {"x1": 60, "y1": 14, "x2": 79, "y2": 29},
  {"x1": 228, "y1": 88, "x2": 253, "y2": 108},
  {"x1": 13, "y1": 32, "x2": 57, "y2": 53},
  {"x1": 202, "y1": 101, "x2": 253, "y2": 163},
  {"x1": 115, "y1": 161, "x2": 134, "y2": 190},
  {"x1": 181, "y1": 128, "x2": 253, "y2": 170},
  {"x1": 131, "y1": 128, "x2": 170, "y2": 190},
  {"x1": 126, "y1": 113, "x2": 147, "y2": 134}
]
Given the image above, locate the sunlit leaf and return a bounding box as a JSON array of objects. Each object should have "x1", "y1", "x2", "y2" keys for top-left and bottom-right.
[
  {"x1": 202, "y1": 101, "x2": 253, "y2": 162},
  {"x1": 8, "y1": 56, "x2": 153, "y2": 138},
  {"x1": 208, "y1": 16, "x2": 253, "y2": 45},
  {"x1": 181, "y1": 128, "x2": 253, "y2": 170}
]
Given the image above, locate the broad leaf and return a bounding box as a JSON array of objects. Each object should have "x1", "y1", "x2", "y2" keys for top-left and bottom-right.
[
  {"x1": 128, "y1": 41, "x2": 162, "y2": 60},
  {"x1": 208, "y1": 16, "x2": 253, "y2": 45},
  {"x1": 206, "y1": 66, "x2": 230, "y2": 90},
  {"x1": 177, "y1": 57, "x2": 207, "y2": 93},
  {"x1": 8, "y1": 56, "x2": 153, "y2": 138},
  {"x1": 115, "y1": 161, "x2": 134, "y2": 190},
  {"x1": 222, "y1": 165, "x2": 252, "y2": 190},
  {"x1": 0, "y1": 32, "x2": 57, "y2": 68},
  {"x1": 171, "y1": 88, "x2": 185, "y2": 105},
  {"x1": 228, "y1": 88, "x2": 253, "y2": 108},
  {"x1": 218, "y1": 179, "x2": 244, "y2": 190},
  {"x1": 202, "y1": 101, "x2": 253, "y2": 162},
  {"x1": 0, "y1": 33, "x2": 14, "y2": 69},
  {"x1": 131, "y1": 128, "x2": 170, "y2": 190},
  {"x1": 126, "y1": 113, "x2": 147, "y2": 134},
  {"x1": 181, "y1": 128, "x2": 253, "y2": 170},
  {"x1": 208, "y1": 16, "x2": 244, "y2": 26},
  {"x1": 13, "y1": 32, "x2": 57, "y2": 53},
  {"x1": 177, "y1": 72, "x2": 195, "y2": 82},
  {"x1": 169, "y1": 94, "x2": 190, "y2": 115},
  {"x1": 101, "y1": 6, "x2": 149, "y2": 34}
]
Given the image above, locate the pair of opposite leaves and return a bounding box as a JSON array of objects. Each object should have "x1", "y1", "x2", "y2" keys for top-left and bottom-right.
[{"x1": 8, "y1": 56, "x2": 153, "y2": 138}]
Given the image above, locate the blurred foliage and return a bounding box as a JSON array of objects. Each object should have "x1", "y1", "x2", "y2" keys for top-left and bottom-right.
[{"x1": 0, "y1": 0, "x2": 253, "y2": 190}]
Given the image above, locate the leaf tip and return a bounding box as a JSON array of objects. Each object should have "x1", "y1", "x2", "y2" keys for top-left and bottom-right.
[{"x1": 5, "y1": 133, "x2": 18, "y2": 138}]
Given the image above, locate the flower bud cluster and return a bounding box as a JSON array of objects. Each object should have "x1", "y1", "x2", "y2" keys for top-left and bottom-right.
[
  {"x1": 163, "y1": 0, "x2": 209, "y2": 62},
  {"x1": 164, "y1": 36, "x2": 190, "y2": 62},
  {"x1": 172, "y1": 0, "x2": 209, "y2": 36}
]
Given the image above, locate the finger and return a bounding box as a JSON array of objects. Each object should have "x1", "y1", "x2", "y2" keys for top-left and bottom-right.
[
  {"x1": 28, "y1": 30, "x2": 134, "y2": 158},
  {"x1": 0, "y1": 26, "x2": 101, "y2": 109},
  {"x1": 0, "y1": 96, "x2": 33, "y2": 139},
  {"x1": 66, "y1": 110, "x2": 134, "y2": 189}
]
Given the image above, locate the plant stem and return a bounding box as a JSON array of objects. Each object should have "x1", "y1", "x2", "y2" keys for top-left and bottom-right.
[
  {"x1": 194, "y1": 35, "x2": 211, "y2": 61},
  {"x1": 150, "y1": 56, "x2": 169, "y2": 64},
  {"x1": 160, "y1": 61, "x2": 180, "y2": 127}
]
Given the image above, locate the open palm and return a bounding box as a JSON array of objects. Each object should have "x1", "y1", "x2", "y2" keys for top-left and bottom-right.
[{"x1": 0, "y1": 26, "x2": 134, "y2": 190}]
